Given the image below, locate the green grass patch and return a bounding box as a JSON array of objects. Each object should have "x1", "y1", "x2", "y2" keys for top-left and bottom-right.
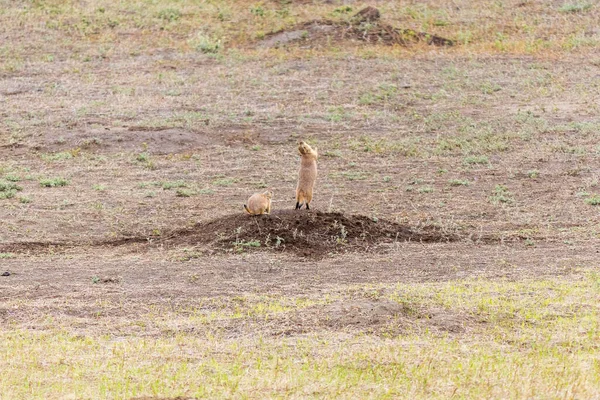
[
  {"x1": 584, "y1": 195, "x2": 600, "y2": 205},
  {"x1": 0, "y1": 181, "x2": 23, "y2": 199},
  {"x1": 449, "y1": 179, "x2": 470, "y2": 186},
  {"x1": 39, "y1": 177, "x2": 68, "y2": 187},
  {"x1": 559, "y1": 2, "x2": 592, "y2": 13},
  {"x1": 2, "y1": 277, "x2": 600, "y2": 398},
  {"x1": 463, "y1": 155, "x2": 489, "y2": 165},
  {"x1": 489, "y1": 184, "x2": 514, "y2": 204},
  {"x1": 212, "y1": 177, "x2": 237, "y2": 186}
]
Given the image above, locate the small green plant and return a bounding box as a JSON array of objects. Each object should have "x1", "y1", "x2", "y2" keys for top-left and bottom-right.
[
  {"x1": 0, "y1": 181, "x2": 22, "y2": 198},
  {"x1": 193, "y1": 33, "x2": 221, "y2": 54},
  {"x1": 490, "y1": 184, "x2": 514, "y2": 204},
  {"x1": 39, "y1": 177, "x2": 68, "y2": 187},
  {"x1": 449, "y1": 179, "x2": 470, "y2": 186},
  {"x1": 341, "y1": 171, "x2": 366, "y2": 181},
  {"x1": 464, "y1": 155, "x2": 489, "y2": 165},
  {"x1": 199, "y1": 189, "x2": 215, "y2": 195},
  {"x1": 323, "y1": 150, "x2": 342, "y2": 158},
  {"x1": 383, "y1": 176, "x2": 392, "y2": 182},
  {"x1": 91, "y1": 276, "x2": 100, "y2": 284},
  {"x1": 18, "y1": 196, "x2": 31, "y2": 204},
  {"x1": 527, "y1": 170, "x2": 539, "y2": 179},
  {"x1": 275, "y1": 236, "x2": 284, "y2": 248},
  {"x1": 41, "y1": 151, "x2": 75, "y2": 162},
  {"x1": 233, "y1": 239, "x2": 261, "y2": 253},
  {"x1": 93, "y1": 184, "x2": 106, "y2": 191},
  {"x1": 212, "y1": 178, "x2": 236, "y2": 186},
  {"x1": 161, "y1": 181, "x2": 188, "y2": 190},
  {"x1": 331, "y1": 6, "x2": 353, "y2": 15},
  {"x1": 136, "y1": 152, "x2": 150, "y2": 163},
  {"x1": 157, "y1": 8, "x2": 181, "y2": 21},
  {"x1": 251, "y1": 145, "x2": 261, "y2": 151},
  {"x1": 176, "y1": 188, "x2": 197, "y2": 197},
  {"x1": 480, "y1": 82, "x2": 502, "y2": 94},
  {"x1": 559, "y1": 2, "x2": 592, "y2": 13},
  {"x1": 4, "y1": 175, "x2": 20, "y2": 182},
  {"x1": 417, "y1": 186, "x2": 434, "y2": 193},
  {"x1": 336, "y1": 224, "x2": 348, "y2": 245},
  {"x1": 585, "y1": 195, "x2": 600, "y2": 205},
  {"x1": 250, "y1": 6, "x2": 265, "y2": 16},
  {"x1": 0, "y1": 253, "x2": 15, "y2": 259}
]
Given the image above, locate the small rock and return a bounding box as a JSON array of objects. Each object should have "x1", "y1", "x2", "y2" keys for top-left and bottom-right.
[
  {"x1": 1, "y1": 271, "x2": 10, "y2": 277},
  {"x1": 352, "y1": 7, "x2": 381, "y2": 23}
]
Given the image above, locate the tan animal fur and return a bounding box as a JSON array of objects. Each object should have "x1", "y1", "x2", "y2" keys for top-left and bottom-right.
[
  {"x1": 295, "y1": 141, "x2": 318, "y2": 210},
  {"x1": 244, "y1": 190, "x2": 273, "y2": 215}
]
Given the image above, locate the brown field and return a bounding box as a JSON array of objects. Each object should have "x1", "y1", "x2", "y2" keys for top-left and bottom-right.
[{"x1": 1, "y1": 0, "x2": 600, "y2": 398}]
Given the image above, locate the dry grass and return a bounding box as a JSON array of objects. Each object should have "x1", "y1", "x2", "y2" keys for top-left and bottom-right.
[{"x1": 2, "y1": 274, "x2": 600, "y2": 398}]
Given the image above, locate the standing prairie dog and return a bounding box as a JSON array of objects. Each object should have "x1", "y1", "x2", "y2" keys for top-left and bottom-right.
[
  {"x1": 295, "y1": 141, "x2": 318, "y2": 210},
  {"x1": 244, "y1": 190, "x2": 273, "y2": 215}
]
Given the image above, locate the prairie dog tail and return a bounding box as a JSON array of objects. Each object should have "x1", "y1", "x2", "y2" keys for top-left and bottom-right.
[{"x1": 243, "y1": 204, "x2": 253, "y2": 215}]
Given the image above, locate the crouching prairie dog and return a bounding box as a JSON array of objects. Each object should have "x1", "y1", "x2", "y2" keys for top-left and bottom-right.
[
  {"x1": 295, "y1": 141, "x2": 318, "y2": 210},
  {"x1": 244, "y1": 190, "x2": 273, "y2": 215}
]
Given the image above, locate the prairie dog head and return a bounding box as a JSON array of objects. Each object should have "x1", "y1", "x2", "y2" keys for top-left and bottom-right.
[
  {"x1": 298, "y1": 141, "x2": 318, "y2": 158},
  {"x1": 262, "y1": 190, "x2": 273, "y2": 199}
]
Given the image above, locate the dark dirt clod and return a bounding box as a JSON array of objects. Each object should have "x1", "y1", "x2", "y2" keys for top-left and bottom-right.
[
  {"x1": 258, "y1": 7, "x2": 454, "y2": 48},
  {"x1": 1, "y1": 271, "x2": 10, "y2": 277}
]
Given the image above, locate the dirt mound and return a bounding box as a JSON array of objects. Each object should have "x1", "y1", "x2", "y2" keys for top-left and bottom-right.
[
  {"x1": 258, "y1": 7, "x2": 453, "y2": 49},
  {"x1": 0, "y1": 211, "x2": 457, "y2": 259},
  {"x1": 165, "y1": 210, "x2": 457, "y2": 258}
]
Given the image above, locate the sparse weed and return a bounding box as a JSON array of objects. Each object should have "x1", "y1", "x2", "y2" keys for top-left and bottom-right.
[
  {"x1": 212, "y1": 178, "x2": 237, "y2": 186},
  {"x1": 233, "y1": 239, "x2": 261, "y2": 253},
  {"x1": 39, "y1": 177, "x2": 68, "y2": 187},
  {"x1": 490, "y1": 184, "x2": 514, "y2": 204},
  {"x1": 323, "y1": 150, "x2": 342, "y2": 158},
  {"x1": 191, "y1": 33, "x2": 221, "y2": 54},
  {"x1": 157, "y1": 8, "x2": 181, "y2": 22},
  {"x1": 527, "y1": 170, "x2": 539, "y2": 179},
  {"x1": 585, "y1": 195, "x2": 600, "y2": 205},
  {"x1": 449, "y1": 179, "x2": 469, "y2": 186},
  {"x1": 161, "y1": 181, "x2": 188, "y2": 190},
  {"x1": 136, "y1": 152, "x2": 150, "y2": 163},
  {"x1": 336, "y1": 224, "x2": 347, "y2": 245},
  {"x1": 340, "y1": 171, "x2": 367, "y2": 181},
  {"x1": 4, "y1": 175, "x2": 20, "y2": 182},
  {"x1": 464, "y1": 155, "x2": 489, "y2": 165},
  {"x1": 41, "y1": 151, "x2": 77, "y2": 162},
  {"x1": 176, "y1": 188, "x2": 197, "y2": 197},
  {"x1": 559, "y1": 2, "x2": 592, "y2": 13}
]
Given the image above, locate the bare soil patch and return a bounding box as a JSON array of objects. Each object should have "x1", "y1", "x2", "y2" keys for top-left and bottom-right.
[
  {"x1": 259, "y1": 7, "x2": 454, "y2": 48},
  {"x1": 300, "y1": 299, "x2": 470, "y2": 334}
]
